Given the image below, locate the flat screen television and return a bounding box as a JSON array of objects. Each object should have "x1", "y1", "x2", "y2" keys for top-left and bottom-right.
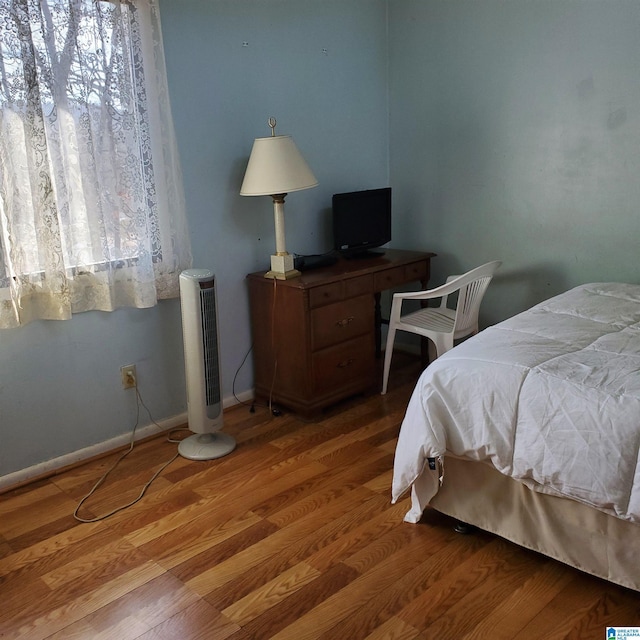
[{"x1": 332, "y1": 187, "x2": 391, "y2": 258}]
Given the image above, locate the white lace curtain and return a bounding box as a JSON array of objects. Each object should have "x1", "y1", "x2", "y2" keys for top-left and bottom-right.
[{"x1": 0, "y1": 0, "x2": 192, "y2": 328}]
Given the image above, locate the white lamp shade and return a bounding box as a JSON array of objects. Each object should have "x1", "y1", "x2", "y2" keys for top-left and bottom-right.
[{"x1": 240, "y1": 135, "x2": 318, "y2": 196}]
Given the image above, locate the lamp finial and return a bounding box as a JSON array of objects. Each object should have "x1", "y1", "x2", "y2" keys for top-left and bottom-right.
[{"x1": 268, "y1": 117, "x2": 277, "y2": 136}]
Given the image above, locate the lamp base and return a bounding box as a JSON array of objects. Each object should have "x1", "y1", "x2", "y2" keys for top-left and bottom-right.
[
  {"x1": 264, "y1": 253, "x2": 300, "y2": 280},
  {"x1": 264, "y1": 269, "x2": 301, "y2": 280}
]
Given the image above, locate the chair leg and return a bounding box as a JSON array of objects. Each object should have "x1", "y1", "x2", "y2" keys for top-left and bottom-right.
[
  {"x1": 427, "y1": 339, "x2": 437, "y2": 364},
  {"x1": 381, "y1": 326, "x2": 397, "y2": 395},
  {"x1": 432, "y1": 335, "x2": 454, "y2": 359}
]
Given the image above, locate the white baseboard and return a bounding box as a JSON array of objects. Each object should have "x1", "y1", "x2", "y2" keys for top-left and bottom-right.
[{"x1": 0, "y1": 389, "x2": 255, "y2": 492}]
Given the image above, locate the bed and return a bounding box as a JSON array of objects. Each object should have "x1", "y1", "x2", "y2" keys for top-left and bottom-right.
[{"x1": 391, "y1": 282, "x2": 640, "y2": 591}]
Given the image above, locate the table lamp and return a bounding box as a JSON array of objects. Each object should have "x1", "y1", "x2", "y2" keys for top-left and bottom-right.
[{"x1": 240, "y1": 118, "x2": 318, "y2": 279}]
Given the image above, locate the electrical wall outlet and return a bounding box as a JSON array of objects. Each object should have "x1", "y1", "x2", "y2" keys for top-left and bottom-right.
[{"x1": 121, "y1": 364, "x2": 137, "y2": 389}]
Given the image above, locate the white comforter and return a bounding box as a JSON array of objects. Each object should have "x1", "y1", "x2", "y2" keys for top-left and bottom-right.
[{"x1": 392, "y1": 283, "x2": 640, "y2": 524}]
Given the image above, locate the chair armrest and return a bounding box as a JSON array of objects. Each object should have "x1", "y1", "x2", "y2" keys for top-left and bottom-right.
[{"x1": 391, "y1": 272, "x2": 467, "y2": 302}]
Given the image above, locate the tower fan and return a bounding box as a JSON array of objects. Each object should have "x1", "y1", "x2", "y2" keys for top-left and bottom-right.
[{"x1": 178, "y1": 269, "x2": 236, "y2": 460}]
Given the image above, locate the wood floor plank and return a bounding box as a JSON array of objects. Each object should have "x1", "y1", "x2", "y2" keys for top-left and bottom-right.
[
  {"x1": 303, "y1": 499, "x2": 411, "y2": 573},
  {"x1": 310, "y1": 439, "x2": 381, "y2": 470},
  {"x1": 420, "y1": 546, "x2": 560, "y2": 637},
  {"x1": 229, "y1": 562, "x2": 360, "y2": 640},
  {"x1": 379, "y1": 438, "x2": 399, "y2": 454},
  {"x1": 183, "y1": 487, "x2": 381, "y2": 596},
  {"x1": 511, "y1": 576, "x2": 613, "y2": 640},
  {"x1": 563, "y1": 590, "x2": 640, "y2": 640},
  {"x1": 3, "y1": 561, "x2": 165, "y2": 640},
  {"x1": 0, "y1": 487, "x2": 78, "y2": 540},
  {"x1": 117, "y1": 452, "x2": 325, "y2": 544},
  {"x1": 264, "y1": 532, "x2": 443, "y2": 640},
  {"x1": 122, "y1": 492, "x2": 256, "y2": 548},
  {"x1": 0, "y1": 539, "x2": 13, "y2": 559},
  {"x1": 72, "y1": 476, "x2": 175, "y2": 523},
  {"x1": 193, "y1": 457, "x2": 330, "y2": 519},
  {"x1": 64, "y1": 572, "x2": 201, "y2": 639},
  {"x1": 3, "y1": 512, "x2": 87, "y2": 553},
  {"x1": 266, "y1": 482, "x2": 386, "y2": 532},
  {"x1": 269, "y1": 403, "x2": 385, "y2": 453},
  {"x1": 41, "y1": 618, "x2": 98, "y2": 639},
  {"x1": 132, "y1": 599, "x2": 242, "y2": 640},
  {"x1": 169, "y1": 518, "x2": 281, "y2": 584},
  {"x1": 459, "y1": 560, "x2": 577, "y2": 639},
  {"x1": 160, "y1": 440, "x2": 286, "y2": 488},
  {"x1": 202, "y1": 539, "x2": 307, "y2": 611},
  {"x1": 221, "y1": 561, "x2": 320, "y2": 626},
  {"x1": 50, "y1": 437, "x2": 181, "y2": 498},
  {"x1": 341, "y1": 512, "x2": 466, "y2": 576},
  {"x1": 39, "y1": 535, "x2": 149, "y2": 590},
  {"x1": 264, "y1": 454, "x2": 393, "y2": 528},
  {"x1": 0, "y1": 520, "x2": 107, "y2": 577},
  {"x1": 316, "y1": 527, "x2": 487, "y2": 640},
  {"x1": 363, "y1": 467, "x2": 394, "y2": 493},
  {"x1": 395, "y1": 537, "x2": 523, "y2": 631},
  {"x1": 248, "y1": 447, "x2": 391, "y2": 521},
  {"x1": 360, "y1": 420, "x2": 404, "y2": 449},
  {"x1": 100, "y1": 486, "x2": 206, "y2": 536},
  {"x1": 137, "y1": 509, "x2": 265, "y2": 570},
  {"x1": 202, "y1": 499, "x2": 409, "y2": 615},
  {"x1": 160, "y1": 449, "x2": 329, "y2": 528},
  {"x1": 362, "y1": 616, "x2": 421, "y2": 640},
  {"x1": 302, "y1": 412, "x2": 402, "y2": 462},
  {"x1": 192, "y1": 451, "x2": 328, "y2": 501},
  {"x1": 227, "y1": 411, "x2": 301, "y2": 447},
  {"x1": 286, "y1": 492, "x2": 394, "y2": 559},
  {"x1": 0, "y1": 567, "x2": 54, "y2": 627},
  {"x1": 0, "y1": 480, "x2": 61, "y2": 514},
  {"x1": 2, "y1": 355, "x2": 638, "y2": 639}
]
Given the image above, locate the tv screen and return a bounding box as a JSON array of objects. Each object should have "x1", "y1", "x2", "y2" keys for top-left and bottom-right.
[{"x1": 332, "y1": 187, "x2": 391, "y2": 258}]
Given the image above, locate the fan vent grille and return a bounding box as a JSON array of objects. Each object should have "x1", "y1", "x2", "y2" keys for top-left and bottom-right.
[{"x1": 200, "y1": 285, "x2": 221, "y2": 406}]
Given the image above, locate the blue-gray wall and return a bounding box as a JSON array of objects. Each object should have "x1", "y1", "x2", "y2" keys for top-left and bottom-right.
[
  {"x1": 2, "y1": 0, "x2": 639, "y2": 479},
  {"x1": 0, "y1": 0, "x2": 389, "y2": 478},
  {"x1": 161, "y1": 0, "x2": 390, "y2": 399},
  {"x1": 389, "y1": 0, "x2": 640, "y2": 323}
]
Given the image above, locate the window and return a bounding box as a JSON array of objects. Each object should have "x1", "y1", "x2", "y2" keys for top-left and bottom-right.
[{"x1": 0, "y1": 0, "x2": 191, "y2": 328}]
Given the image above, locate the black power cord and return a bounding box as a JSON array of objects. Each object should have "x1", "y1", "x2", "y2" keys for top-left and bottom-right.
[{"x1": 232, "y1": 342, "x2": 282, "y2": 416}]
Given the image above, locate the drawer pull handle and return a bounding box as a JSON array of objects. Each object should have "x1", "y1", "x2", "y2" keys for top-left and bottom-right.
[
  {"x1": 337, "y1": 358, "x2": 355, "y2": 368},
  {"x1": 336, "y1": 317, "x2": 354, "y2": 327}
]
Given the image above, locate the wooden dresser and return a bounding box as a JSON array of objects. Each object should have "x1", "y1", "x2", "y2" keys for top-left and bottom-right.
[{"x1": 246, "y1": 249, "x2": 435, "y2": 418}]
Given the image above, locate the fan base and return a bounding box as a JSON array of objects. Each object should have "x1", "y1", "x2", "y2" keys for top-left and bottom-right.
[{"x1": 178, "y1": 432, "x2": 236, "y2": 461}]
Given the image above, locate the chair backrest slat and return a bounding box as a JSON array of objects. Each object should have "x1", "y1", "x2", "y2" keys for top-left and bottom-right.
[{"x1": 454, "y1": 275, "x2": 494, "y2": 336}]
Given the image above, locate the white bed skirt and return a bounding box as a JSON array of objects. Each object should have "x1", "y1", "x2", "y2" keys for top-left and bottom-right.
[{"x1": 421, "y1": 457, "x2": 640, "y2": 592}]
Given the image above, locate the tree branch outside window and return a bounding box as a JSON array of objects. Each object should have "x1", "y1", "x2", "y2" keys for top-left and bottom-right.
[{"x1": 0, "y1": 0, "x2": 192, "y2": 328}]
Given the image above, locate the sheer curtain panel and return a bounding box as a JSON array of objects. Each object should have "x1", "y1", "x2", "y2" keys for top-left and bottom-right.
[{"x1": 0, "y1": 0, "x2": 192, "y2": 328}]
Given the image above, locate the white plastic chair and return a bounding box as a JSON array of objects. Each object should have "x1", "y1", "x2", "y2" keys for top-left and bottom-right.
[{"x1": 381, "y1": 260, "x2": 501, "y2": 395}]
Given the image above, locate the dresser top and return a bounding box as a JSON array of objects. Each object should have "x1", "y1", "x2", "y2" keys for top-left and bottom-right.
[{"x1": 247, "y1": 249, "x2": 435, "y2": 289}]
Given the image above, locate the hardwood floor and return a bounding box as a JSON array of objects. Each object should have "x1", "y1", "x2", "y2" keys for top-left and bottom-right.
[{"x1": 1, "y1": 357, "x2": 639, "y2": 639}]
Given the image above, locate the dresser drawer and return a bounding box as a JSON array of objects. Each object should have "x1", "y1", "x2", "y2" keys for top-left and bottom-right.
[
  {"x1": 311, "y1": 295, "x2": 373, "y2": 351},
  {"x1": 373, "y1": 266, "x2": 406, "y2": 291},
  {"x1": 404, "y1": 260, "x2": 428, "y2": 282},
  {"x1": 312, "y1": 335, "x2": 375, "y2": 395},
  {"x1": 344, "y1": 274, "x2": 373, "y2": 298},
  {"x1": 309, "y1": 282, "x2": 342, "y2": 308}
]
